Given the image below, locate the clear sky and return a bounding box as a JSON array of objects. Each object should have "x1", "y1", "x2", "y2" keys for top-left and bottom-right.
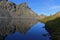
[{"x1": 8, "y1": 0, "x2": 60, "y2": 16}]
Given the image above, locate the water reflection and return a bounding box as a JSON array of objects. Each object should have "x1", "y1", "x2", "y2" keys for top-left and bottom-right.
[{"x1": 5, "y1": 22, "x2": 50, "y2": 40}]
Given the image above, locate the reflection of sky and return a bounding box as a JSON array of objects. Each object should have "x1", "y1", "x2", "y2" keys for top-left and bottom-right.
[
  {"x1": 5, "y1": 22, "x2": 50, "y2": 40},
  {"x1": 8, "y1": 0, "x2": 60, "y2": 16}
]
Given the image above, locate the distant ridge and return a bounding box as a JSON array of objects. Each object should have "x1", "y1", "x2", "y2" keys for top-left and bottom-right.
[{"x1": 40, "y1": 11, "x2": 60, "y2": 23}]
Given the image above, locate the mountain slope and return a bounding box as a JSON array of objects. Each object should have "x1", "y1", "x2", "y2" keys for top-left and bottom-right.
[
  {"x1": 0, "y1": 0, "x2": 38, "y2": 39},
  {"x1": 40, "y1": 12, "x2": 60, "y2": 40},
  {"x1": 40, "y1": 12, "x2": 60, "y2": 23}
]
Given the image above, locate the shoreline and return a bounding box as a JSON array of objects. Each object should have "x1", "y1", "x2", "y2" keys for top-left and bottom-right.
[{"x1": 45, "y1": 26, "x2": 53, "y2": 40}]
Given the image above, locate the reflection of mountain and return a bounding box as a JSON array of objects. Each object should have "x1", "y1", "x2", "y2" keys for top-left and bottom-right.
[{"x1": 0, "y1": 0, "x2": 38, "y2": 39}]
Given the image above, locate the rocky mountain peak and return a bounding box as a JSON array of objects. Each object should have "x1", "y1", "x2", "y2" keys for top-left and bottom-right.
[
  {"x1": 20, "y1": 2, "x2": 27, "y2": 7},
  {"x1": 17, "y1": 2, "x2": 29, "y2": 9},
  {"x1": 0, "y1": 0, "x2": 38, "y2": 38}
]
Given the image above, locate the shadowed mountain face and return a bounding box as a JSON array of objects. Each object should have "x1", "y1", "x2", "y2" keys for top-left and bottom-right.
[{"x1": 0, "y1": 0, "x2": 38, "y2": 40}]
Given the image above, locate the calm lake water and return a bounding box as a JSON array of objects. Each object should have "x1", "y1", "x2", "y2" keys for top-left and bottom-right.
[{"x1": 5, "y1": 22, "x2": 50, "y2": 40}]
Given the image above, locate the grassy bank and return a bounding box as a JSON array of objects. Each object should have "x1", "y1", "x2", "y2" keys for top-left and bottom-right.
[
  {"x1": 39, "y1": 12, "x2": 60, "y2": 40},
  {"x1": 45, "y1": 18, "x2": 60, "y2": 40}
]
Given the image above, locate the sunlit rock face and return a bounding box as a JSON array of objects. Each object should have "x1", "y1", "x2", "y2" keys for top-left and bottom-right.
[{"x1": 0, "y1": 0, "x2": 37, "y2": 38}]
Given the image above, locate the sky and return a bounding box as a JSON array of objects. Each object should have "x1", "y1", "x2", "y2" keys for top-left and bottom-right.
[{"x1": 8, "y1": 0, "x2": 60, "y2": 16}]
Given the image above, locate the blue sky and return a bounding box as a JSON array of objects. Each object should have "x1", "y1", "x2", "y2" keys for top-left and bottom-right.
[{"x1": 8, "y1": 0, "x2": 60, "y2": 16}]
